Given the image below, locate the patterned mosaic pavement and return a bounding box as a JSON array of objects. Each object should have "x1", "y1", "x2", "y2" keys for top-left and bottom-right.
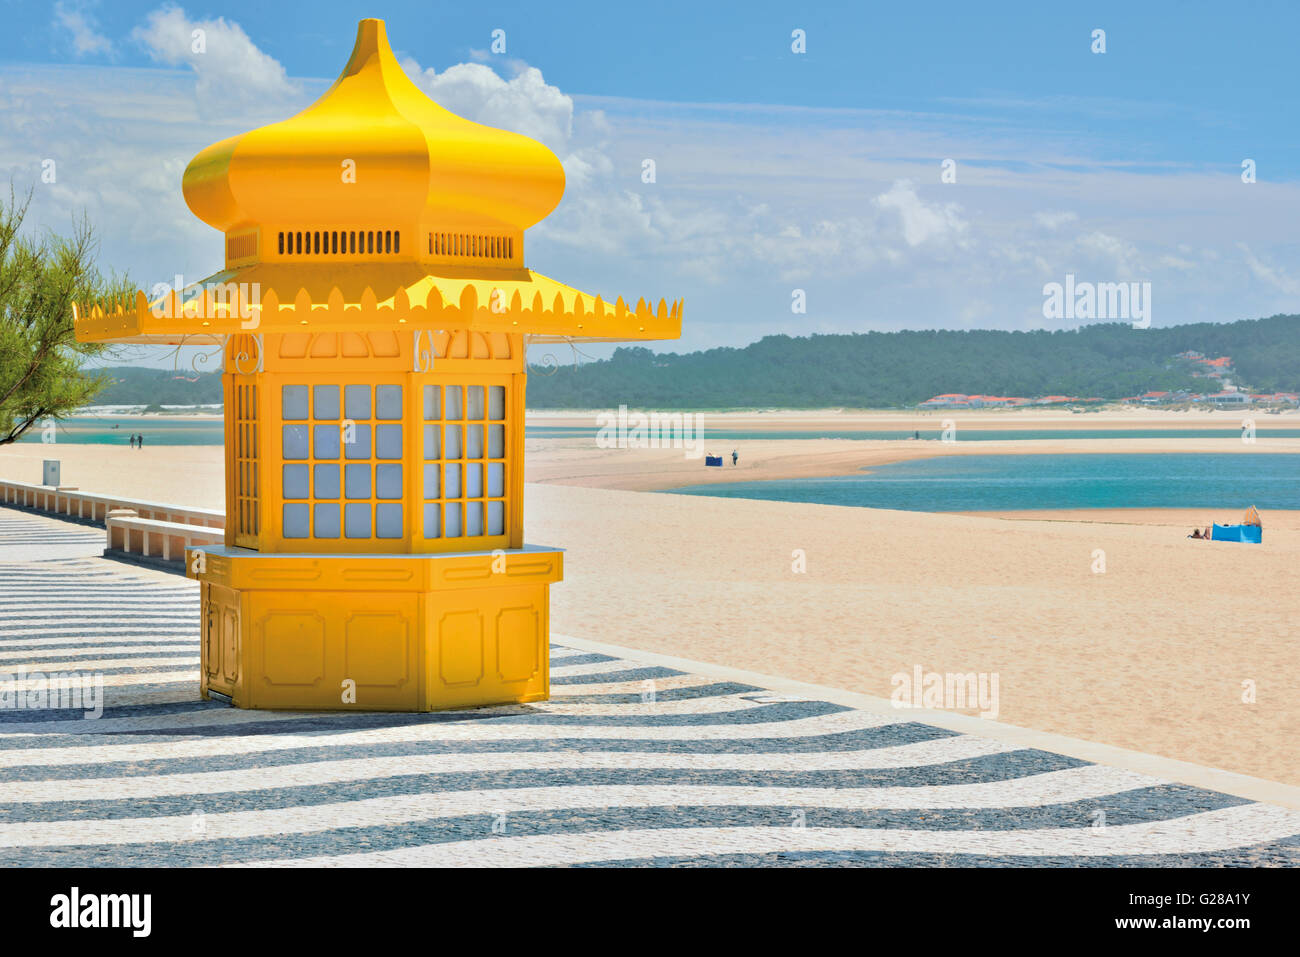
[{"x1": 2, "y1": 507, "x2": 1299, "y2": 867}]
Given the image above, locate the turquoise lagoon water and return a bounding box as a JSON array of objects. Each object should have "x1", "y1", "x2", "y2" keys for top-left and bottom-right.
[
  {"x1": 22, "y1": 418, "x2": 1297, "y2": 513},
  {"x1": 671, "y1": 453, "x2": 1300, "y2": 512},
  {"x1": 20, "y1": 417, "x2": 1300, "y2": 447},
  {"x1": 15, "y1": 416, "x2": 226, "y2": 446},
  {"x1": 527, "y1": 426, "x2": 1300, "y2": 442}
]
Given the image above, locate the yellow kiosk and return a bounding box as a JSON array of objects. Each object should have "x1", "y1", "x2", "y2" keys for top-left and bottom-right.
[{"x1": 73, "y1": 18, "x2": 682, "y2": 711}]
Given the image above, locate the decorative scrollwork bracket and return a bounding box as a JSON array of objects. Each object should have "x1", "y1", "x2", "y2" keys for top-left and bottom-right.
[
  {"x1": 233, "y1": 333, "x2": 264, "y2": 375},
  {"x1": 413, "y1": 329, "x2": 436, "y2": 372}
]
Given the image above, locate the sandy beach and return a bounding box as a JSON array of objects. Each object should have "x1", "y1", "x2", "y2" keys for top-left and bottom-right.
[
  {"x1": 2, "y1": 415, "x2": 1297, "y2": 786},
  {"x1": 525, "y1": 406, "x2": 1300, "y2": 490},
  {"x1": 525, "y1": 434, "x2": 1300, "y2": 491}
]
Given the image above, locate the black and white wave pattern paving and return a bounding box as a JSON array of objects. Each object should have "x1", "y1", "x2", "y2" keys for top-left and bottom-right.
[
  {"x1": 1, "y1": 511, "x2": 1298, "y2": 867},
  {"x1": 0, "y1": 511, "x2": 105, "y2": 562}
]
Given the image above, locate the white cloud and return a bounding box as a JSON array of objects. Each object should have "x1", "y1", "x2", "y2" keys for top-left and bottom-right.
[
  {"x1": 1076, "y1": 231, "x2": 1143, "y2": 276},
  {"x1": 54, "y1": 2, "x2": 112, "y2": 57},
  {"x1": 131, "y1": 6, "x2": 297, "y2": 119},
  {"x1": 873, "y1": 180, "x2": 969, "y2": 247},
  {"x1": 399, "y1": 57, "x2": 573, "y2": 155},
  {"x1": 1034, "y1": 210, "x2": 1077, "y2": 230},
  {"x1": 1238, "y1": 243, "x2": 1300, "y2": 295},
  {"x1": 1156, "y1": 254, "x2": 1198, "y2": 272}
]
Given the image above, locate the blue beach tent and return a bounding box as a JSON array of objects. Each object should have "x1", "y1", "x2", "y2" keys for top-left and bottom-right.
[
  {"x1": 1211, "y1": 524, "x2": 1262, "y2": 543},
  {"x1": 1210, "y1": 505, "x2": 1263, "y2": 543}
]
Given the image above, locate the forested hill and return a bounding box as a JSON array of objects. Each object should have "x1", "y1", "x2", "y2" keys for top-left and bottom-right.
[
  {"x1": 527, "y1": 315, "x2": 1300, "y2": 409},
  {"x1": 90, "y1": 367, "x2": 223, "y2": 407},
  {"x1": 80, "y1": 314, "x2": 1300, "y2": 411}
]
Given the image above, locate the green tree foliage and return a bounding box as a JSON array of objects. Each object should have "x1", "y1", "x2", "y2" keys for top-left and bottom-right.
[
  {"x1": 0, "y1": 189, "x2": 132, "y2": 443},
  {"x1": 527, "y1": 316, "x2": 1300, "y2": 409}
]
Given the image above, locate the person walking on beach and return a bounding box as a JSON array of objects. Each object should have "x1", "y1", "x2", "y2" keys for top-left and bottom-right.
[
  {"x1": 137, "y1": 433, "x2": 145, "y2": 448},
  {"x1": 731, "y1": 449, "x2": 738, "y2": 466},
  {"x1": 129, "y1": 434, "x2": 136, "y2": 449}
]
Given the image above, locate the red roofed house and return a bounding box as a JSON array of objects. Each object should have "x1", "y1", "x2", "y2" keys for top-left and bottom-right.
[{"x1": 918, "y1": 393, "x2": 972, "y2": 408}]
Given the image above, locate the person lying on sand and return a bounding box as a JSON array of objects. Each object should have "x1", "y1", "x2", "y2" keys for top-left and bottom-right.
[{"x1": 1189, "y1": 529, "x2": 1202, "y2": 538}]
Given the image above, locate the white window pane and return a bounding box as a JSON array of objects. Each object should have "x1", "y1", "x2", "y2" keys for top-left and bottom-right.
[
  {"x1": 466, "y1": 425, "x2": 483, "y2": 459},
  {"x1": 444, "y1": 463, "x2": 461, "y2": 498},
  {"x1": 313, "y1": 385, "x2": 339, "y2": 420},
  {"x1": 423, "y1": 424, "x2": 440, "y2": 460},
  {"x1": 283, "y1": 464, "x2": 309, "y2": 499},
  {"x1": 345, "y1": 503, "x2": 371, "y2": 538},
  {"x1": 488, "y1": 425, "x2": 504, "y2": 458},
  {"x1": 443, "y1": 502, "x2": 461, "y2": 537},
  {"x1": 444, "y1": 425, "x2": 462, "y2": 459},
  {"x1": 376, "y1": 384, "x2": 403, "y2": 420},
  {"x1": 445, "y1": 386, "x2": 463, "y2": 419},
  {"x1": 313, "y1": 464, "x2": 339, "y2": 498},
  {"x1": 312, "y1": 501, "x2": 338, "y2": 538},
  {"x1": 282, "y1": 385, "x2": 308, "y2": 420},
  {"x1": 423, "y1": 385, "x2": 441, "y2": 420},
  {"x1": 465, "y1": 501, "x2": 483, "y2": 536},
  {"x1": 376, "y1": 464, "x2": 402, "y2": 499},
  {"x1": 423, "y1": 502, "x2": 440, "y2": 538},
  {"x1": 282, "y1": 424, "x2": 308, "y2": 460},
  {"x1": 465, "y1": 463, "x2": 482, "y2": 498},
  {"x1": 345, "y1": 384, "x2": 370, "y2": 419},
  {"x1": 487, "y1": 500, "x2": 504, "y2": 535},
  {"x1": 487, "y1": 462, "x2": 504, "y2": 497},
  {"x1": 423, "y1": 464, "x2": 440, "y2": 499},
  {"x1": 344, "y1": 424, "x2": 371, "y2": 459},
  {"x1": 488, "y1": 386, "x2": 505, "y2": 420},
  {"x1": 376, "y1": 503, "x2": 402, "y2": 538},
  {"x1": 467, "y1": 385, "x2": 484, "y2": 419},
  {"x1": 283, "y1": 503, "x2": 309, "y2": 538},
  {"x1": 376, "y1": 424, "x2": 402, "y2": 459},
  {"x1": 313, "y1": 424, "x2": 340, "y2": 459},
  {"x1": 345, "y1": 464, "x2": 370, "y2": 499},
  {"x1": 314, "y1": 503, "x2": 340, "y2": 538}
]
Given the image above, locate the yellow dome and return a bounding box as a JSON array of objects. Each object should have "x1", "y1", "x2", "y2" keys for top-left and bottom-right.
[{"x1": 182, "y1": 18, "x2": 565, "y2": 267}]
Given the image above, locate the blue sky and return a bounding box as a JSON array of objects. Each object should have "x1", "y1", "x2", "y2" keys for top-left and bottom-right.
[{"x1": 2, "y1": 1, "x2": 1299, "y2": 366}]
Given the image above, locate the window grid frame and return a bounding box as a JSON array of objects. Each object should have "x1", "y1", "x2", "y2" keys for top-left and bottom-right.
[
  {"x1": 271, "y1": 373, "x2": 514, "y2": 553},
  {"x1": 232, "y1": 377, "x2": 260, "y2": 547},
  {"x1": 418, "y1": 376, "x2": 510, "y2": 548},
  {"x1": 280, "y1": 378, "x2": 407, "y2": 545}
]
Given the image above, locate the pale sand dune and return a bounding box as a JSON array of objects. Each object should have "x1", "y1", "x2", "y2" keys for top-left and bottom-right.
[
  {"x1": 523, "y1": 400, "x2": 1300, "y2": 492},
  {"x1": 2, "y1": 440, "x2": 1297, "y2": 785},
  {"x1": 524, "y1": 435, "x2": 1300, "y2": 491}
]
